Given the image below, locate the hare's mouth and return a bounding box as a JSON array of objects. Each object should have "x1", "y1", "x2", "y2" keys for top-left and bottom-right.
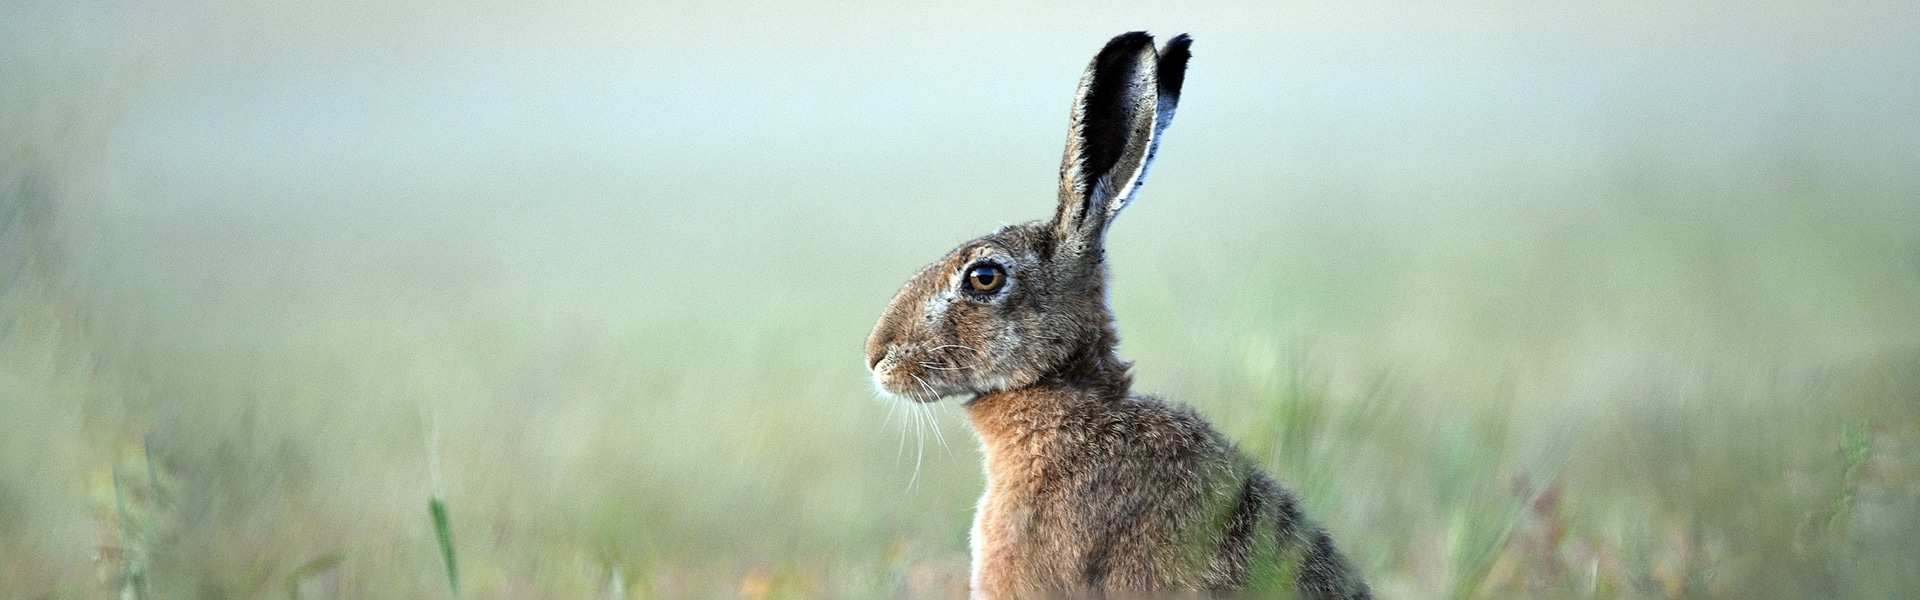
[
  {"x1": 870, "y1": 365, "x2": 949, "y2": 404},
  {"x1": 870, "y1": 370, "x2": 945, "y2": 403},
  {"x1": 868, "y1": 347, "x2": 971, "y2": 403}
]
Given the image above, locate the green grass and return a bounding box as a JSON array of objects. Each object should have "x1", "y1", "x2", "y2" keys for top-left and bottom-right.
[
  {"x1": 5, "y1": 159, "x2": 1915, "y2": 598},
  {"x1": 430, "y1": 497, "x2": 459, "y2": 597}
]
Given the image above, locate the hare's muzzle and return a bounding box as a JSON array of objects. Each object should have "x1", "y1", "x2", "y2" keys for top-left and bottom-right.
[{"x1": 864, "y1": 346, "x2": 915, "y2": 399}]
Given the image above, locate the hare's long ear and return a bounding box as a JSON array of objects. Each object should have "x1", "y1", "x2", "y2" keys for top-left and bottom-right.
[
  {"x1": 1052, "y1": 32, "x2": 1191, "y2": 251},
  {"x1": 1138, "y1": 34, "x2": 1191, "y2": 203}
]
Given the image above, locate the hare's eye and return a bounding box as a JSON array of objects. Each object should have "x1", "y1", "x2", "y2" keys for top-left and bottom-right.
[{"x1": 965, "y1": 264, "x2": 1006, "y2": 294}]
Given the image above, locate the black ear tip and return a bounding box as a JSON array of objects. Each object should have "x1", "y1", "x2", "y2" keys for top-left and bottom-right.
[
  {"x1": 1164, "y1": 34, "x2": 1193, "y2": 57},
  {"x1": 1158, "y1": 34, "x2": 1192, "y2": 98},
  {"x1": 1106, "y1": 31, "x2": 1155, "y2": 48},
  {"x1": 1098, "y1": 31, "x2": 1157, "y2": 60}
]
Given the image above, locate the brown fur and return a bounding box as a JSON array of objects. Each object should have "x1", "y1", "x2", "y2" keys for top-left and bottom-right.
[{"x1": 866, "y1": 33, "x2": 1370, "y2": 599}]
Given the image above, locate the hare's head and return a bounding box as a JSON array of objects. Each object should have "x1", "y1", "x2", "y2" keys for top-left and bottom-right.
[{"x1": 866, "y1": 32, "x2": 1190, "y2": 402}]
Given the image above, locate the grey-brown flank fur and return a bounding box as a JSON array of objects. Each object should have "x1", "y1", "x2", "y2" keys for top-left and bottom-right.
[{"x1": 866, "y1": 32, "x2": 1371, "y2": 599}]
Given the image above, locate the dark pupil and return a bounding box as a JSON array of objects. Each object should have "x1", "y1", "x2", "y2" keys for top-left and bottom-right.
[{"x1": 969, "y1": 266, "x2": 1002, "y2": 291}]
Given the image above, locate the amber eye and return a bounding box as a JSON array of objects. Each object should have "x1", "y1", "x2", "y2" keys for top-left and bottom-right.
[{"x1": 965, "y1": 264, "x2": 1006, "y2": 294}]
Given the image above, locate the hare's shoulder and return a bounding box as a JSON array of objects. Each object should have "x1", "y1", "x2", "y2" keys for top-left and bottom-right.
[
  {"x1": 1070, "y1": 393, "x2": 1236, "y2": 458},
  {"x1": 969, "y1": 388, "x2": 1240, "y2": 484}
]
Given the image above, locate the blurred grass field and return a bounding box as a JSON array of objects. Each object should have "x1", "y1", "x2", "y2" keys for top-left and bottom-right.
[{"x1": 5, "y1": 1, "x2": 1920, "y2": 598}]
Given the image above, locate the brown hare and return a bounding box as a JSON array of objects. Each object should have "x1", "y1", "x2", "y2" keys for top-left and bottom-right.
[{"x1": 864, "y1": 32, "x2": 1372, "y2": 599}]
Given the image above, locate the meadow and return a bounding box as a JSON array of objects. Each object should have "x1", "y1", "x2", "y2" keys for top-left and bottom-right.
[{"x1": 4, "y1": 2, "x2": 1918, "y2": 598}]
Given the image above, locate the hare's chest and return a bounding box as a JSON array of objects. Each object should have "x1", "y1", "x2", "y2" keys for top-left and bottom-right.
[
  {"x1": 970, "y1": 472, "x2": 1084, "y2": 595},
  {"x1": 968, "y1": 433, "x2": 1086, "y2": 582}
]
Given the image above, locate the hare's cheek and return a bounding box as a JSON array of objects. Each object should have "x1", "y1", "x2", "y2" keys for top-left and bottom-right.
[{"x1": 943, "y1": 307, "x2": 991, "y2": 347}]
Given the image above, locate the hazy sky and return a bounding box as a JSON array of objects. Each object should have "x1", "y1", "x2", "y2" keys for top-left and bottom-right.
[
  {"x1": 7, "y1": 1, "x2": 1917, "y2": 335},
  {"x1": 22, "y1": 1, "x2": 1910, "y2": 189}
]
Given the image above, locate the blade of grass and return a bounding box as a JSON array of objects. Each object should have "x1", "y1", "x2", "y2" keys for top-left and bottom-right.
[{"x1": 430, "y1": 497, "x2": 459, "y2": 597}]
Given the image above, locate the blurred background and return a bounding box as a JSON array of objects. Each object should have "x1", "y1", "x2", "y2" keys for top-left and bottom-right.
[{"x1": 4, "y1": 1, "x2": 1918, "y2": 598}]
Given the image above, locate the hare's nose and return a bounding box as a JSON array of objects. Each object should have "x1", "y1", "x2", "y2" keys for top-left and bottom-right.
[
  {"x1": 865, "y1": 338, "x2": 895, "y2": 371},
  {"x1": 866, "y1": 320, "x2": 901, "y2": 370}
]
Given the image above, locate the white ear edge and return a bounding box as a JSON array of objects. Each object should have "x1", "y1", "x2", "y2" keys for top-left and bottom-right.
[
  {"x1": 1090, "y1": 47, "x2": 1161, "y2": 228},
  {"x1": 1097, "y1": 106, "x2": 1158, "y2": 223}
]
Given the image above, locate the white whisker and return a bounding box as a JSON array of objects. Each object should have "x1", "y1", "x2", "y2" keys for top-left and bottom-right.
[
  {"x1": 906, "y1": 378, "x2": 946, "y2": 454},
  {"x1": 909, "y1": 398, "x2": 927, "y2": 490},
  {"x1": 926, "y1": 401, "x2": 954, "y2": 458},
  {"x1": 910, "y1": 373, "x2": 937, "y2": 402},
  {"x1": 921, "y1": 344, "x2": 981, "y2": 374},
  {"x1": 891, "y1": 397, "x2": 908, "y2": 464},
  {"x1": 901, "y1": 373, "x2": 956, "y2": 473},
  {"x1": 879, "y1": 390, "x2": 901, "y2": 429}
]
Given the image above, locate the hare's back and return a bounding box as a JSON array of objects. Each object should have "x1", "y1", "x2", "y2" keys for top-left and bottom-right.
[{"x1": 1072, "y1": 397, "x2": 1370, "y2": 598}]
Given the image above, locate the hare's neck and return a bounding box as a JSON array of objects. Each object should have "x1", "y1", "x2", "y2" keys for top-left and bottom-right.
[
  {"x1": 965, "y1": 334, "x2": 1131, "y2": 460},
  {"x1": 964, "y1": 385, "x2": 1080, "y2": 488},
  {"x1": 965, "y1": 318, "x2": 1130, "y2": 472},
  {"x1": 1041, "y1": 318, "x2": 1133, "y2": 397}
]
